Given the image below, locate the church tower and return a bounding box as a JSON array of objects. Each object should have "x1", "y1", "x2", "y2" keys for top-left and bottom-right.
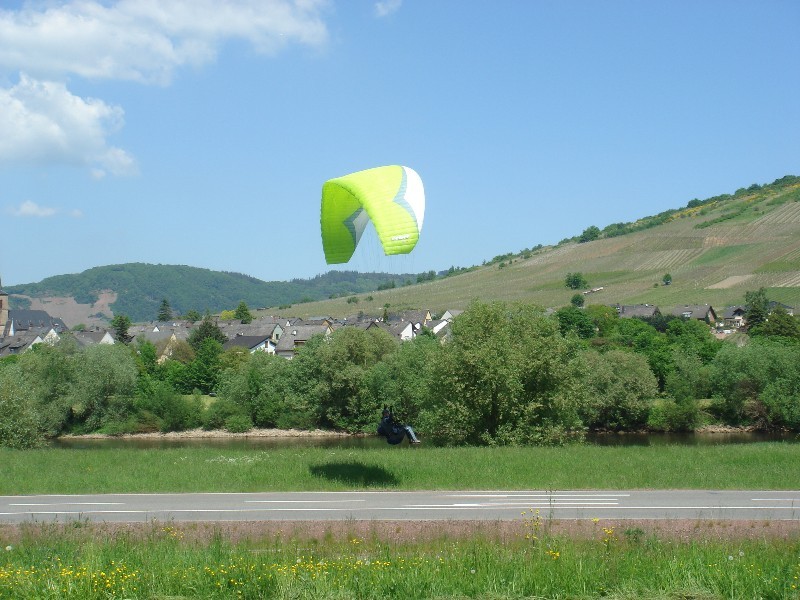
[{"x1": 0, "y1": 276, "x2": 8, "y2": 335}]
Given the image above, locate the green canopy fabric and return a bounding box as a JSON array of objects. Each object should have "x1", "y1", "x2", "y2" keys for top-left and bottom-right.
[{"x1": 321, "y1": 165, "x2": 425, "y2": 264}]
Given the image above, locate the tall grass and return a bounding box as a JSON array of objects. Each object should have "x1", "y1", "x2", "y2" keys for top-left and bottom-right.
[
  {"x1": 0, "y1": 520, "x2": 797, "y2": 598},
  {"x1": 2, "y1": 443, "x2": 798, "y2": 495}
]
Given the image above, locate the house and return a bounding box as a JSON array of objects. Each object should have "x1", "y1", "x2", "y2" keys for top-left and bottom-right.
[
  {"x1": 722, "y1": 306, "x2": 747, "y2": 329},
  {"x1": 385, "y1": 321, "x2": 415, "y2": 341},
  {"x1": 218, "y1": 319, "x2": 283, "y2": 342},
  {"x1": 2, "y1": 308, "x2": 68, "y2": 338},
  {"x1": 223, "y1": 334, "x2": 276, "y2": 354},
  {"x1": 768, "y1": 301, "x2": 795, "y2": 316},
  {"x1": 613, "y1": 304, "x2": 661, "y2": 319},
  {"x1": 275, "y1": 324, "x2": 332, "y2": 358},
  {"x1": 671, "y1": 304, "x2": 717, "y2": 324},
  {"x1": 0, "y1": 331, "x2": 45, "y2": 357},
  {"x1": 127, "y1": 326, "x2": 192, "y2": 363},
  {"x1": 72, "y1": 329, "x2": 115, "y2": 347},
  {"x1": 424, "y1": 319, "x2": 450, "y2": 336},
  {"x1": 388, "y1": 310, "x2": 432, "y2": 329},
  {"x1": 440, "y1": 309, "x2": 463, "y2": 321}
]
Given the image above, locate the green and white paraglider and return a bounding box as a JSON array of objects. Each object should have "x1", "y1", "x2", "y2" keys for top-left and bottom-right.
[{"x1": 320, "y1": 165, "x2": 425, "y2": 264}]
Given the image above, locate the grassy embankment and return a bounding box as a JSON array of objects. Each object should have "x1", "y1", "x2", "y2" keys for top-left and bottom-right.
[
  {"x1": 1, "y1": 520, "x2": 798, "y2": 599},
  {"x1": 3, "y1": 443, "x2": 799, "y2": 495}
]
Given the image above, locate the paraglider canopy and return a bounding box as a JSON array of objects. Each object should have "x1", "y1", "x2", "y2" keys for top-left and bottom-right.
[{"x1": 321, "y1": 165, "x2": 425, "y2": 264}]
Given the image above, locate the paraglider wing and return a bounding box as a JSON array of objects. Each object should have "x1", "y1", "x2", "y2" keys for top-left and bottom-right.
[{"x1": 321, "y1": 165, "x2": 425, "y2": 264}]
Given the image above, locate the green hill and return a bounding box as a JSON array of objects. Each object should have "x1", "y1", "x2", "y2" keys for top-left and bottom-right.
[
  {"x1": 6, "y1": 266, "x2": 415, "y2": 323},
  {"x1": 7, "y1": 175, "x2": 800, "y2": 324},
  {"x1": 280, "y1": 175, "x2": 800, "y2": 318}
]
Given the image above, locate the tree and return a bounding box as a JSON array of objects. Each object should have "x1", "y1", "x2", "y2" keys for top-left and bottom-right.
[
  {"x1": 0, "y1": 364, "x2": 44, "y2": 448},
  {"x1": 750, "y1": 306, "x2": 800, "y2": 340},
  {"x1": 579, "y1": 225, "x2": 601, "y2": 243},
  {"x1": 578, "y1": 349, "x2": 658, "y2": 430},
  {"x1": 157, "y1": 298, "x2": 173, "y2": 321},
  {"x1": 662, "y1": 273, "x2": 672, "y2": 286},
  {"x1": 186, "y1": 338, "x2": 223, "y2": 395},
  {"x1": 301, "y1": 326, "x2": 398, "y2": 432},
  {"x1": 233, "y1": 301, "x2": 253, "y2": 324},
  {"x1": 564, "y1": 272, "x2": 588, "y2": 290},
  {"x1": 744, "y1": 288, "x2": 770, "y2": 330},
  {"x1": 217, "y1": 352, "x2": 293, "y2": 428},
  {"x1": 184, "y1": 309, "x2": 202, "y2": 323},
  {"x1": 570, "y1": 293, "x2": 585, "y2": 308},
  {"x1": 67, "y1": 343, "x2": 139, "y2": 431},
  {"x1": 110, "y1": 314, "x2": 132, "y2": 344},
  {"x1": 422, "y1": 301, "x2": 585, "y2": 446},
  {"x1": 585, "y1": 304, "x2": 619, "y2": 338},
  {"x1": 555, "y1": 306, "x2": 595, "y2": 339},
  {"x1": 188, "y1": 312, "x2": 227, "y2": 351}
]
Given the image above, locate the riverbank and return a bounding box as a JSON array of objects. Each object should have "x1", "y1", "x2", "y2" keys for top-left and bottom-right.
[{"x1": 59, "y1": 427, "x2": 356, "y2": 440}]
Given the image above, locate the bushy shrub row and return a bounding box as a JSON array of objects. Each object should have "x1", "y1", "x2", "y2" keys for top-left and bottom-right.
[{"x1": 2, "y1": 300, "x2": 799, "y2": 448}]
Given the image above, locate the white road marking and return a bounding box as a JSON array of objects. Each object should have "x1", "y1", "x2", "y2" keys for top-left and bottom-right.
[
  {"x1": 447, "y1": 493, "x2": 630, "y2": 498},
  {"x1": 243, "y1": 500, "x2": 365, "y2": 504},
  {"x1": 751, "y1": 498, "x2": 799, "y2": 502},
  {"x1": 419, "y1": 502, "x2": 620, "y2": 507},
  {"x1": 9, "y1": 502, "x2": 125, "y2": 506}
]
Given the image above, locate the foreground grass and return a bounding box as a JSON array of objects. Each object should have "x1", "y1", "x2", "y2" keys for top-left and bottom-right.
[
  {"x1": 1, "y1": 519, "x2": 798, "y2": 599},
  {"x1": 2, "y1": 443, "x2": 799, "y2": 495}
]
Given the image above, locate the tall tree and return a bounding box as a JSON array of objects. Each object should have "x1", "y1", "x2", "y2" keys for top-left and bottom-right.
[
  {"x1": 744, "y1": 288, "x2": 770, "y2": 330},
  {"x1": 751, "y1": 306, "x2": 800, "y2": 340},
  {"x1": 188, "y1": 312, "x2": 227, "y2": 351},
  {"x1": 157, "y1": 298, "x2": 173, "y2": 321},
  {"x1": 110, "y1": 314, "x2": 132, "y2": 344},
  {"x1": 234, "y1": 301, "x2": 253, "y2": 324},
  {"x1": 565, "y1": 272, "x2": 588, "y2": 290},
  {"x1": 579, "y1": 225, "x2": 601, "y2": 243},
  {"x1": 184, "y1": 309, "x2": 202, "y2": 323}
]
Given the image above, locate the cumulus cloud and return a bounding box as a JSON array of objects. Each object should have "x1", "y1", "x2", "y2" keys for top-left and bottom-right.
[
  {"x1": 0, "y1": 1, "x2": 329, "y2": 174},
  {"x1": 9, "y1": 200, "x2": 57, "y2": 217},
  {"x1": 0, "y1": 0, "x2": 329, "y2": 84},
  {"x1": 7, "y1": 200, "x2": 84, "y2": 218},
  {"x1": 0, "y1": 74, "x2": 136, "y2": 176},
  {"x1": 375, "y1": 0, "x2": 402, "y2": 18}
]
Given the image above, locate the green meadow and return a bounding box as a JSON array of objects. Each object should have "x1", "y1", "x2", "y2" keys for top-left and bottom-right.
[{"x1": 2, "y1": 443, "x2": 798, "y2": 495}]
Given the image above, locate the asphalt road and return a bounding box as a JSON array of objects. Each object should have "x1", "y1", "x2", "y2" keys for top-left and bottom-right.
[{"x1": 1, "y1": 490, "x2": 799, "y2": 524}]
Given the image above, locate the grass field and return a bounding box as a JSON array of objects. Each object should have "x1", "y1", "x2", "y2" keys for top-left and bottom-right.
[{"x1": 3, "y1": 443, "x2": 799, "y2": 495}]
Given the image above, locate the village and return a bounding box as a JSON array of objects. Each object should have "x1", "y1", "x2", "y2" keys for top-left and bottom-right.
[{"x1": 2, "y1": 275, "x2": 793, "y2": 360}]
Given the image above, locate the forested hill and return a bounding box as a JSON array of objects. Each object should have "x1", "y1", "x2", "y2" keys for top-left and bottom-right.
[{"x1": 6, "y1": 265, "x2": 414, "y2": 323}]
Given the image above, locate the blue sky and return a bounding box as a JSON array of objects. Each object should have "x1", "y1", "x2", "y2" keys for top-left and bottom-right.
[{"x1": 1, "y1": 1, "x2": 798, "y2": 287}]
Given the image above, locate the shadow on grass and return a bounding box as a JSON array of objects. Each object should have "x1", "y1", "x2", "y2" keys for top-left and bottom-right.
[{"x1": 309, "y1": 461, "x2": 399, "y2": 487}]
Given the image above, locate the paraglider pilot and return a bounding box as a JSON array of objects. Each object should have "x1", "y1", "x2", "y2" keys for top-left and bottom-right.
[{"x1": 377, "y1": 406, "x2": 420, "y2": 445}]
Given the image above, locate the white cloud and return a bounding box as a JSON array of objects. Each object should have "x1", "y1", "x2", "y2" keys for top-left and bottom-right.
[
  {"x1": 375, "y1": 0, "x2": 402, "y2": 18},
  {"x1": 0, "y1": 1, "x2": 330, "y2": 174},
  {"x1": 7, "y1": 200, "x2": 84, "y2": 218},
  {"x1": 0, "y1": 0, "x2": 330, "y2": 84},
  {"x1": 0, "y1": 74, "x2": 137, "y2": 176},
  {"x1": 9, "y1": 200, "x2": 57, "y2": 217}
]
